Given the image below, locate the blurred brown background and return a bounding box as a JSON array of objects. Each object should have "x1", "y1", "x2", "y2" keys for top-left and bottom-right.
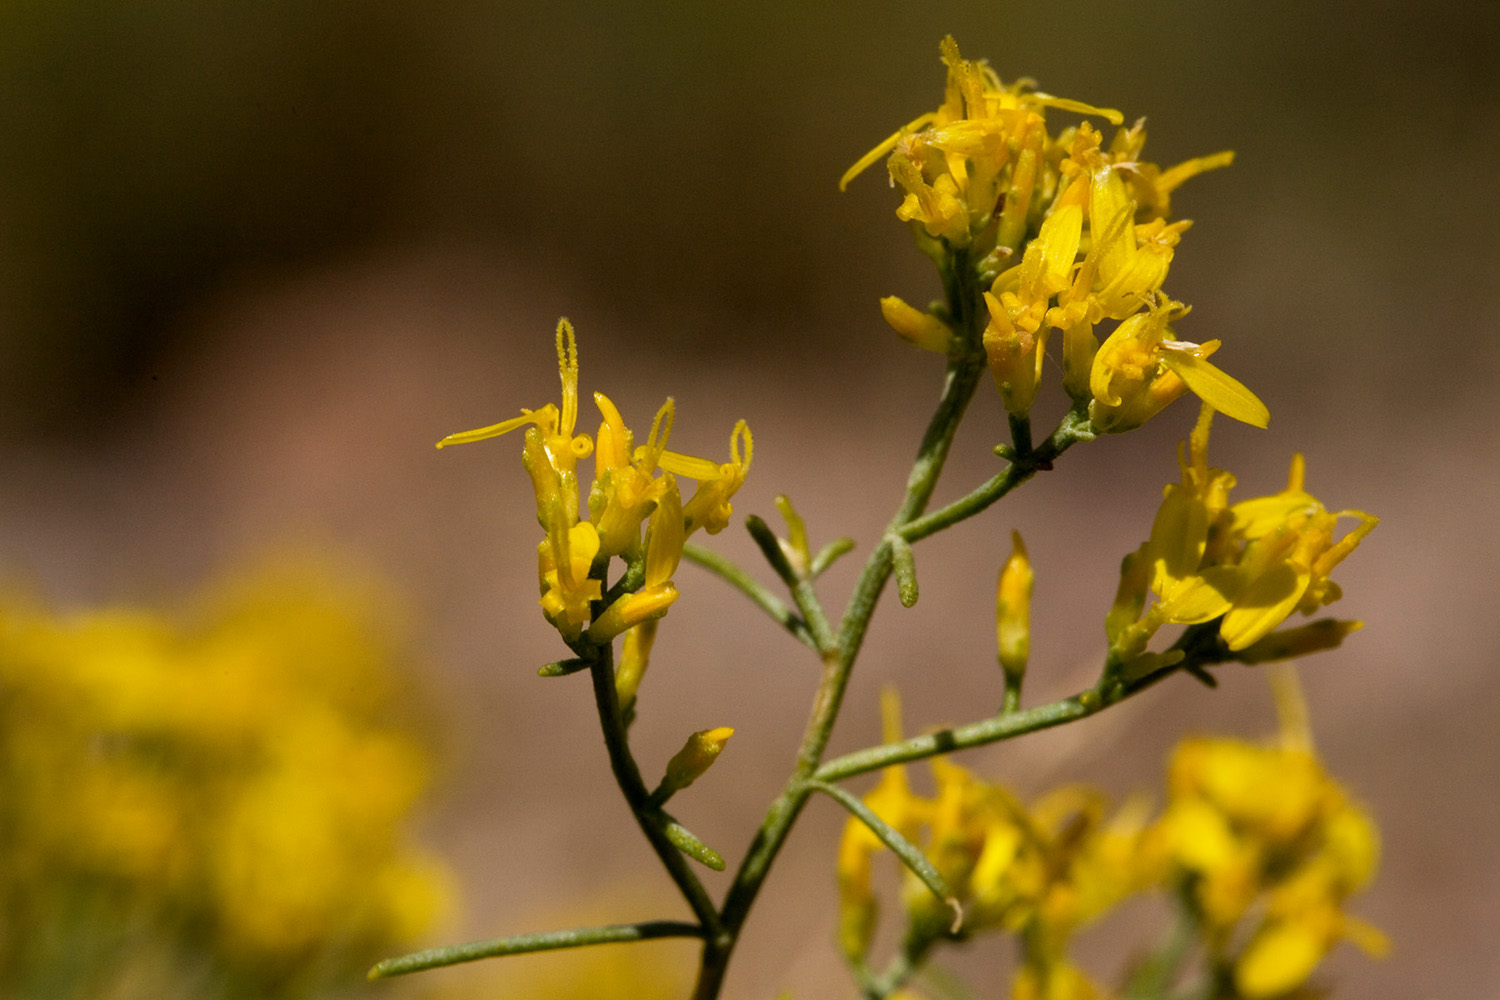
[{"x1": 0, "y1": 1, "x2": 1494, "y2": 997}]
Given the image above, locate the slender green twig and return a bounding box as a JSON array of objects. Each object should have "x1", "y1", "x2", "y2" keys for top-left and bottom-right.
[
  {"x1": 746, "y1": 515, "x2": 838, "y2": 652},
  {"x1": 809, "y1": 537, "x2": 857, "y2": 577},
  {"x1": 682, "y1": 542, "x2": 819, "y2": 652},
  {"x1": 816, "y1": 645, "x2": 1198, "y2": 784},
  {"x1": 898, "y1": 406, "x2": 1096, "y2": 545},
  {"x1": 1000, "y1": 672, "x2": 1022, "y2": 715},
  {"x1": 367, "y1": 920, "x2": 705, "y2": 978},
  {"x1": 692, "y1": 251, "x2": 992, "y2": 1000},
  {"x1": 584, "y1": 649, "x2": 724, "y2": 937},
  {"x1": 816, "y1": 693, "x2": 1094, "y2": 783}
]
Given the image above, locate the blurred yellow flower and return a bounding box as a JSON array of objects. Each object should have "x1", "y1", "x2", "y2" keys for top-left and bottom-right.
[{"x1": 0, "y1": 554, "x2": 452, "y2": 998}]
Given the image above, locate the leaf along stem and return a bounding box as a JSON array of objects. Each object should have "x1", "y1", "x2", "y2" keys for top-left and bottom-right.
[
  {"x1": 367, "y1": 920, "x2": 705, "y2": 978},
  {"x1": 682, "y1": 542, "x2": 819, "y2": 652},
  {"x1": 805, "y1": 778, "x2": 956, "y2": 914}
]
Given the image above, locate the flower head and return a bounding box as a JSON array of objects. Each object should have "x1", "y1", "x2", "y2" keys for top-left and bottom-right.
[
  {"x1": 847, "y1": 38, "x2": 1249, "y2": 429},
  {"x1": 1113, "y1": 405, "x2": 1376, "y2": 664},
  {"x1": 1151, "y1": 678, "x2": 1386, "y2": 998},
  {"x1": 438, "y1": 320, "x2": 750, "y2": 648}
]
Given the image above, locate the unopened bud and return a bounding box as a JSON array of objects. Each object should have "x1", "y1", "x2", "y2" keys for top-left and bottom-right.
[
  {"x1": 661, "y1": 727, "x2": 735, "y2": 797},
  {"x1": 996, "y1": 531, "x2": 1033, "y2": 682},
  {"x1": 880, "y1": 296, "x2": 954, "y2": 354}
]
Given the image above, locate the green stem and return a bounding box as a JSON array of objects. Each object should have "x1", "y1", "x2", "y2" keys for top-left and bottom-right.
[
  {"x1": 816, "y1": 657, "x2": 1182, "y2": 783},
  {"x1": 585, "y1": 650, "x2": 724, "y2": 937},
  {"x1": 1001, "y1": 671, "x2": 1022, "y2": 715},
  {"x1": 693, "y1": 254, "x2": 991, "y2": 999},
  {"x1": 805, "y1": 778, "x2": 955, "y2": 909},
  {"x1": 899, "y1": 406, "x2": 1096, "y2": 545},
  {"x1": 367, "y1": 920, "x2": 705, "y2": 978}
]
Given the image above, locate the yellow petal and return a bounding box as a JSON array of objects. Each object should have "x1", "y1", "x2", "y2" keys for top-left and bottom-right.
[
  {"x1": 1160, "y1": 349, "x2": 1269, "y2": 428},
  {"x1": 1155, "y1": 567, "x2": 1237, "y2": 624},
  {"x1": 838, "y1": 112, "x2": 936, "y2": 191},
  {"x1": 435, "y1": 408, "x2": 548, "y2": 449},
  {"x1": 1221, "y1": 563, "x2": 1308, "y2": 651}
]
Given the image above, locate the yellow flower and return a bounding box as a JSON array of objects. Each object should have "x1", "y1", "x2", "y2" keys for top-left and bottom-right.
[
  {"x1": 660, "y1": 726, "x2": 735, "y2": 795},
  {"x1": 881, "y1": 295, "x2": 955, "y2": 354},
  {"x1": 587, "y1": 479, "x2": 683, "y2": 643},
  {"x1": 589, "y1": 393, "x2": 677, "y2": 558},
  {"x1": 0, "y1": 556, "x2": 452, "y2": 992},
  {"x1": 1116, "y1": 405, "x2": 1376, "y2": 659},
  {"x1": 538, "y1": 513, "x2": 603, "y2": 641},
  {"x1": 439, "y1": 320, "x2": 749, "y2": 644},
  {"x1": 846, "y1": 37, "x2": 1245, "y2": 429},
  {"x1": 437, "y1": 317, "x2": 594, "y2": 487},
  {"x1": 1152, "y1": 683, "x2": 1384, "y2": 998},
  {"x1": 673, "y1": 419, "x2": 753, "y2": 537},
  {"x1": 1088, "y1": 297, "x2": 1268, "y2": 433},
  {"x1": 841, "y1": 36, "x2": 1122, "y2": 255}
]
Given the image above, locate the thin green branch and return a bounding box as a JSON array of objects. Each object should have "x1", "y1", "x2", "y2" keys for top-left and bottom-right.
[
  {"x1": 899, "y1": 406, "x2": 1096, "y2": 546},
  {"x1": 816, "y1": 650, "x2": 1192, "y2": 784},
  {"x1": 585, "y1": 651, "x2": 724, "y2": 936},
  {"x1": 696, "y1": 328, "x2": 991, "y2": 1000},
  {"x1": 368, "y1": 920, "x2": 705, "y2": 978},
  {"x1": 682, "y1": 542, "x2": 819, "y2": 653},
  {"x1": 815, "y1": 693, "x2": 1096, "y2": 783},
  {"x1": 789, "y1": 575, "x2": 838, "y2": 653},
  {"x1": 746, "y1": 515, "x2": 838, "y2": 652}
]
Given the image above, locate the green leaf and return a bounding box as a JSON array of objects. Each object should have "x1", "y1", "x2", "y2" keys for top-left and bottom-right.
[{"x1": 807, "y1": 779, "x2": 959, "y2": 929}]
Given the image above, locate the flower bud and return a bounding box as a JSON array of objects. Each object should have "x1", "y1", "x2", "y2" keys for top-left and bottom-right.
[
  {"x1": 880, "y1": 296, "x2": 954, "y2": 354},
  {"x1": 996, "y1": 531, "x2": 1033, "y2": 682},
  {"x1": 661, "y1": 727, "x2": 736, "y2": 796}
]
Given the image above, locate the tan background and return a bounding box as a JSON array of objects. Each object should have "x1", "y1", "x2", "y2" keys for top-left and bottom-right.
[{"x1": 0, "y1": 2, "x2": 1494, "y2": 997}]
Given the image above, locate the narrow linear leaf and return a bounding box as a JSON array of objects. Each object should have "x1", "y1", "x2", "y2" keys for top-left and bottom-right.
[
  {"x1": 538, "y1": 657, "x2": 591, "y2": 677},
  {"x1": 807, "y1": 779, "x2": 957, "y2": 921},
  {"x1": 368, "y1": 920, "x2": 705, "y2": 978},
  {"x1": 663, "y1": 817, "x2": 727, "y2": 871},
  {"x1": 746, "y1": 514, "x2": 798, "y2": 585},
  {"x1": 681, "y1": 542, "x2": 818, "y2": 652},
  {"x1": 810, "y1": 537, "x2": 856, "y2": 577},
  {"x1": 889, "y1": 534, "x2": 919, "y2": 607}
]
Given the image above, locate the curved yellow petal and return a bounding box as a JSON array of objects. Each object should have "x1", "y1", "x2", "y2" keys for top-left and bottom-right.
[
  {"x1": 1160, "y1": 349, "x2": 1269, "y2": 428},
  {"x1": 1221, "y1": 563, "x2": 1308, "y2": 651}
]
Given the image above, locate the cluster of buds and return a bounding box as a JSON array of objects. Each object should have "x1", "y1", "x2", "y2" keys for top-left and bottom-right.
[
  {"x1": 847, "y1": 36, "x2": 1268, "y2": 433},
  {"x1": 1108, "y1": 404, "x2": 1377, "y2": 678},
  {"x1": 437, "y1": 320, "x2": 752, "y2": 669}
]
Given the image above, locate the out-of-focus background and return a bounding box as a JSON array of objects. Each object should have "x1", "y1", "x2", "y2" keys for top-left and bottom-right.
[{"x1": 0, "y1": 2, "x2": 1495, "y2": 998}]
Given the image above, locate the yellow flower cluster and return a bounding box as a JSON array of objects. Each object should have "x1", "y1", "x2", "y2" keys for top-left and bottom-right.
[
  {"x1": 0, "y1": 557, "x2": 451, "y2": 997},
  {"x1": 847, "y1": 37, "x2": 1266, "y2": 433},
  {"x1": 1109, "y1": 405, "x2": 1378, "y2": 675},
  {"x1": 1154, "y1": 734, "x2": 1386, "y2": 998},
  {"x1": 836, "y1": 695, "x2": 1150, "y2": 1000},
  {"x1": 837, "y1": 687, "x2": 1382, "y2": 1000},
  {"x1": 438, "y1": 320, "x2": 751, "y2": 655}
]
